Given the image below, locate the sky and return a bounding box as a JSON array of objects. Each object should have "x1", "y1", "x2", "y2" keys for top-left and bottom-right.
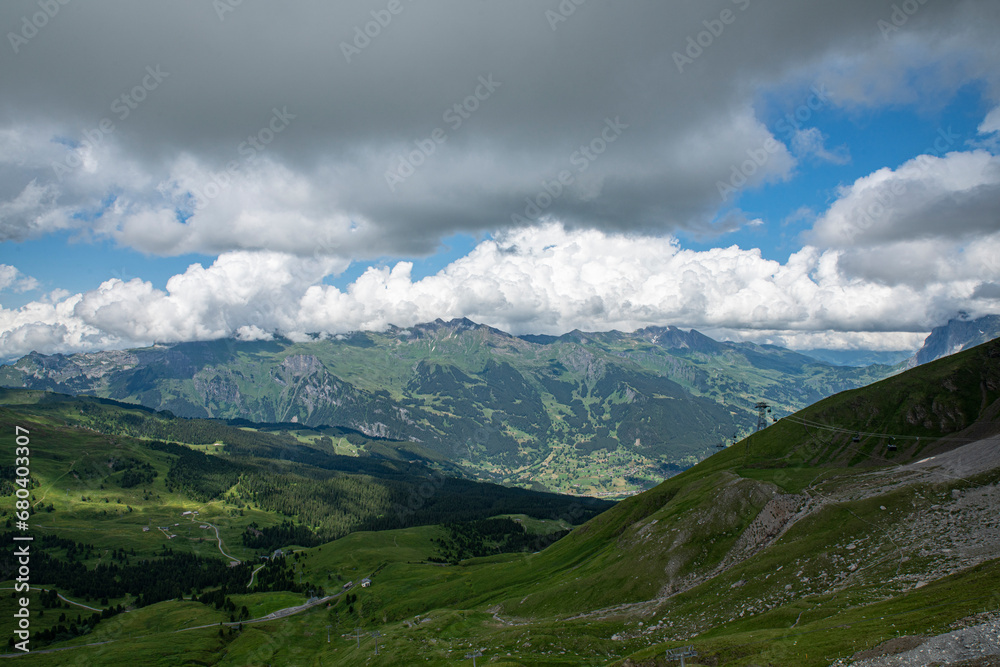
[{"x1": 1, "y1": 0, "x2": 999, "y2": 359}]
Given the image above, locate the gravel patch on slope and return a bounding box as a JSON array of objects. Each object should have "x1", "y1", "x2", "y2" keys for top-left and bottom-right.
[{"x1": 832, "y1": 619, "x2": 1000, "y2": 667}]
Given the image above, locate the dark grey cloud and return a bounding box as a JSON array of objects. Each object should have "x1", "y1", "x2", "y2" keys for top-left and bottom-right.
[{"x1": 0, "y1": 0, "x2": 997, "y2": 259}]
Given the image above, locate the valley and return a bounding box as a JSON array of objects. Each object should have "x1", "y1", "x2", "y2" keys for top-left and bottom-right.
[
  {"x1": 0, "y1": 319, "x2": 907, "y2": 498},
  {"x1": 1, "y1": 334, "x2": 999, "y2": 665}
]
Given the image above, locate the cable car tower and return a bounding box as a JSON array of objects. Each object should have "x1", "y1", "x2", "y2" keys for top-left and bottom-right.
[
  {"x1": 754, "y1": 402, "x2": 771, "y2": 432},
  {"x1": 665, "y1": 645, "x2": 699, "y2": 666}
]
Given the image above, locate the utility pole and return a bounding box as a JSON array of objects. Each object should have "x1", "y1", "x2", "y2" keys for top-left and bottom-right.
[
  {"x1": 354, "y1": 627, "x2": 363, "y2": 649},
  {"x1": 371, "y1": 630, "x2": 382, "y2": 656},
  {"x1": 466, "y1": 649, "x2": 483, "y2": 666},
  {"x1": 326, "y1": 624, "x2": 331, "y2": 643}
]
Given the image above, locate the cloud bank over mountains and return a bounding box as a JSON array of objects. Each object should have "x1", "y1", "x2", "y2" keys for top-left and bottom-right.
[
  {"x1": 2, "y1": 218, "x2": 995, "y2": 357},
  {"x1": 0, "y1": 1, "x2": 998, "y2": 357}
]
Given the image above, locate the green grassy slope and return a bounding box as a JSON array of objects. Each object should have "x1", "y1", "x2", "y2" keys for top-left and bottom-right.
[
  {"x1": 307, "y1": 338, "x2": 1000, "y2": 663},
  {"x1": 4, "y1": 340, "x2": 999, "y2": 665},
  {"x1": 0, "y1": 388, "x2": 613, "y2": 620}
]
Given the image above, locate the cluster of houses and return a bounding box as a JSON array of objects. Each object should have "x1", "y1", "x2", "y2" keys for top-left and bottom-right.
[{"x1": 141, "y1": 510, "x2": 201, "y2": 536}]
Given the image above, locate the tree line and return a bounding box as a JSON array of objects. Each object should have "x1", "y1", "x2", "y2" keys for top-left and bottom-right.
[{"x1": 428, "y1": 517, "x2": 570, "y2": 563}]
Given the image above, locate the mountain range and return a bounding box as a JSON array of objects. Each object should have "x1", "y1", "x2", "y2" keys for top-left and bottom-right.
[
  {"x1": 2, "y1": 315, "x2": 998, "y2": 496},
  {"x1": 0, "y1": 318, "x2": 891, "y2": 496},
  {"x1": 2, "y1": 327, "x2": 1000, "y2": 665}
]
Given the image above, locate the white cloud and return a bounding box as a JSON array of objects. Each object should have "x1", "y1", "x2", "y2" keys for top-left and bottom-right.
[
  {"x1": 235, "y1": 325, "x2": 274, "y2": 342},
  {"x1": 0, "y1": 265, "x2": 39, "y2": 293},
  {"x1": 790, "y1": 127, "x2": 850, "y2": 165},
  {"x1": 702, "y1": 328, "x2": 927, "y2": 353},
  {"x1": 979, "y1": 105, "x2": 1000, "y2": 135},
  {"x1": 0, "y1": 105, "x2": 797, "y2": 260},
  {"x1": 0, "y1": 180, "x2": 69, "y2": 241},
  {"x1": 3, "y1": 221, "x2": 998, "y2": 359},
  {"x1": 809, "y1": 150, "x2": 1000, "y2": 248}
]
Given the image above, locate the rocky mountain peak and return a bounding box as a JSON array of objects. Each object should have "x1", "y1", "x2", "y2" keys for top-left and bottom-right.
[{"x1": 915, "y1": 314, "x2": 1000, "y2": 365}]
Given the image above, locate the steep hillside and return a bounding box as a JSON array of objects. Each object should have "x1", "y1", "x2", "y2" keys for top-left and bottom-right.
[
  {"x1": 433, "y1": 332, "x2": 1000, "y2": 624},
  {"x1": 0, "y1": 319, "x2": 899, "y2": 496},
  {"x1": 0, "y1": 389, "x2": 612, "y2": 550},
  {"x1": 309, "y1": 337, "x2": 1000, "y2": 661}
]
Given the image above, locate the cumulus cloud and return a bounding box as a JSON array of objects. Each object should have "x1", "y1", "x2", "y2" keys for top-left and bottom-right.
[
  {"x1": 809, "y1": 150, "x2": 1000, "y2": 248},
  {"x1": 3, "y1": 222, "x2": 999, "y2": 359},
  {"x1": 0, "y1": 180, "x2": 68, "y2": 242},
  {"x1": 701, "y1": 328, "x2": 928, "y2": 353},
  {"x1": 0, "y1": 265, "x2": 38, "y2": 293}
]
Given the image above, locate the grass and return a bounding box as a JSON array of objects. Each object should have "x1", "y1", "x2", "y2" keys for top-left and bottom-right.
[
  {"x1": 620, "y1": 558, "x2": 1000, "y2": 666},
  {"x1": 8, "y1": 472, "x2": 1000, "y2": 665},
  {"x1": 3, "y1": 340, "x2": 1000, "y2": 664},
  {"x1": 495, "y1": 514, "x2": 572, "y2": 534},
  {"x1": 231, "y1": 591, "x2": 307, "y2": 617}
]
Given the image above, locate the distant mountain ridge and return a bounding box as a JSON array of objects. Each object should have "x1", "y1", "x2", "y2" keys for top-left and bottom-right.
[
  {"x1": 0, "y1": 318, "x2": 903, "y2": 495},
  {"x1": 796, "y1": 348, "x2": 914, "y2": 367}
]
